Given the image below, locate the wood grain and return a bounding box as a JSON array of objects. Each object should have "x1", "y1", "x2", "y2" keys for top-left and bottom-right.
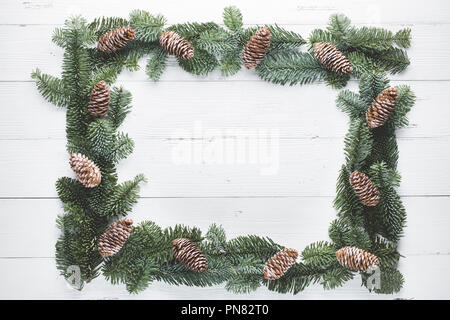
[
  {"x1": 0, "y1": 0, "x2": 448, "y2": 299},
  {"x1": 0, "y1": 197, "x2": 448, "y2": 258}
]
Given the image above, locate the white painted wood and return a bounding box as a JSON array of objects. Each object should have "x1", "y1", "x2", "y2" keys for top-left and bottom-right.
[
  {"x1": 0, "y1": 137, "x2": 448, "y2": 198},
  {"x1": 0, "y1": 197, "x2": 448, "y2": 258},
  {"x1": 1, "y1": 0, "x2": 449, "y2": 25},
  {"x1": 0, "y1": 0, "x2": 449, "y2": 299},
  {"x1": 1, "y1": 81, "x2": 450, "y2": 140},
  {"x1": 1, "y1": 255, "x2": 448, "y2": 299}
]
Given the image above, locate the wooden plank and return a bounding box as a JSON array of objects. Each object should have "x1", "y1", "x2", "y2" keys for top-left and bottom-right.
[
  {"x1": 0, "y1": 197, "x2": 448, "y2": 258},
  {"x1": 1, "y1": 24, "x2": 449, "y2": 82},
  {"x1": 1, "y1": 0, "x2": 449, "y2": 25},
  {"x1": 0, "y1": 137, "x2": 448, "y2": 198},
  {"x1": 0, "y1": 254, "x2": 447, "y2": 299},
  {"x1": 0, "y1": 80, "x2": 448, "y2": 140}
]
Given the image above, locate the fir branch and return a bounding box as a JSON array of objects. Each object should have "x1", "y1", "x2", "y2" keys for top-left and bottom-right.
[
  {"x1": 388, "y1": 85, "x2": 416, "y2": 128},
  {"x1": 324, "y1": 71, "x2": 349, "y2": 89},
  {"x1": 327, "y1": 14, "x2": 351, "y2": 39},
  {"x1": 224, "y1": 235, "x2": 283, "y2": 263},
  {"x1": 129, "y1": 10, "x2": 166, "y2": 42},
  {"x1": 347, "y1": 51, "x2": 381, "y2": 78},
  {"x1": 177, "y1": 48, "x2": 218, "y2": 75},
  {"x1": 31, "y1": 69, "x2": 70, "y2": 107},
  {"x1": 56, "y1": 205, "x2": 107, "y2": 287},
  {"x1": 53, "y1": 16, "x2": 97, "y2": 48},
  {"x1": 56, "y1": 177, "x2": 86, "y2": 207},
  {"x1": 88, "y1": 16, "x2": 129, "y2": 37},
  {"x1": 267, "y1": 25, "x2": 306, "y2": 50},
  {"x1": 223, "y1": 6, "x2": 243, "y2": 32},
  {"x1": 369, "y1": 48, "x2": 410, "y2": 75},
  {"x1": 197, "y1": 28, "x2": 235, "y2": 55},
  {"x1": 301, "y1": 241, "x2": 336, "y2": 268},
  {"x1": 369, "y1": 129, "x2": 399, "y2": 170},
  {"x1": 103, "y1": 174, "x2": 147, "y2": 217},
  {"x1": 359, "y1": 72, "x2": 389, "y2": 105},
  {"x1": 344, "y1": 119, "x2": 373, "y2": 171},
  {"x1": 328, "y1": 217, "x2": 372, "y2": 251},
  {"x1": 219, "y1": 50, "x2": 242, "y2": 77},
  {"x1": 394, "y1": 28, "x2": 412, "y2": 48},
  {"x1": 108, "y1": 86, "x2": 132, "y2": 130},
  {"x1": 107, "y1": 132, "x2": 135, "y2": 163},
  {"x1": 336, "y1": 89, "x2": 366, "y2": 119},
  {"x1": 308, "y1": 29, "x2": 338, "y2": 50},
  {"x1": 345, "y1": 27, "x2": 396, "y2": 53},
  {"x1": 371, "y1": 236, "x2": 401, "y2": 268},
  {"x1": 226, "y1": 256, "x2": 263, "y2": 294},
  {"x1": 368, "y1": 162, "x2": 406, "y2": 241},
  {"x1": 89, "y1": 64, "x2": 123, "y2": 86},
  {"x1": 167, "y1": 22, "x2": 221, "y2": 45},
  {"x1": 145, "y1": 47, "x2": 168, "y2": 81},
  {"x1": 334, "y1": 165, "x2": 365, "y2": 218},
  {"x1": 256, "y1": 51, "x2": 327, "y2": 85},
  {"x1": 87, "y1": 119, "x2": 114, "y2": 159},
  {"x1": 321, "y1": 263, "x2": 354, "y2": 290},
  {"x1": 263, "y1": 263, "x2": 324, "y2": 294}
]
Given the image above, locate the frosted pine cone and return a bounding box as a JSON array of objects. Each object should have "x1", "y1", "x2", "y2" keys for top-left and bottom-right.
[
  {"x1": 349, "y1": 171, "x2": 380, "y2": 207},
  {"x1": 88, "y1": 80, "x2": 110, "y2": 118},
  {"x1": 159, "y1": 31, "x2": 194, "y2": 59},
  {"x1": 242, "y1": 26, "x2": 271, "y2": 69},
  {"x1": 314, "y1": 42, "x2": 352, "y2": 74},
  {"x1": 366, "y1": 87, "x2": 398, "y2": 129},
  {"x1": 97, "y1": 26, "x2": 135, "y2": 53},
  {"x1": 263, "y1": 248, "x2": 298, "y2": 280},
  {"x1": 98, "y1": 218, "x2": 134, "y2": 258},
  {"x1": 336, "y1": 246, "x2": 380, "y2": 271},
  {"x1": 69, "y1": 153, "x2": 101, "y2": 188},
  {"x1": 172, "y1": 238, "x2": 207, "y2": 272}
]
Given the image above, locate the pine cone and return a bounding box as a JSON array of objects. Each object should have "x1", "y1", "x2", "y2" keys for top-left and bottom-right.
[
  {"x1": 349, "y1": 171, "x2": 380, "y2": 207},
  {"x1": 314, "y1": 42, "x2": 353, "y2": 74},
  {"x1": 242, "y1": 26, "x2": 271, "y2": 69},
  {"x1": 336, "y1": 246, "x2": 380, "y2": 271},
  {"x1": 97, "y1": 26, "x2": 135, "y2": 53},
  {"x1": 88, "y1": 80, "x2": 110, "y2": 118},
  {"x1": 159, "y1": 31, "x2": 194, "y2": 60},
  {"x1": 172, "y1": 238, "x2": 207, "y2": 272},
  {"x1": 263, "y1": 248, "x2": 298, "y2": 280},
  {"x1": 98, "y1": 218, "x2": 134, "y2": 258},
  {"x1": 69, "y1": 153, "x2": 101, "y2": 188},
  {"x1": 366, "y1": 87, "x2": 398, "y2": 129}
]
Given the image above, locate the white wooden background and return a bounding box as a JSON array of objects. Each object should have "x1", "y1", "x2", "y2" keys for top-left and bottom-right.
[{"x1": 0, "y1": 0, "x2": 449, "y2": 300}]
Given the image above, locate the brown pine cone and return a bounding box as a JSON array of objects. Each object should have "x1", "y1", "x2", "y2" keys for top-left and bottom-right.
[
  {"x1": 349, "y1": 171, "x2": 380, "y2": 206},
  {"x1": 242, "y1": 26, "x2": 271, "y2": 69},
  {"x1": 263, "y1": 248, "x2": 298, "y2": 280},
  {"x1": 366, "y1": 87, "x2": 398, "y2": 129},
  {"x1": 336, "y1": 246, "x2": 380, "y2": 271},
  {"x1": 97, "y1": 26, "x2": 135, "y2": 53},
  {"x1": 69, "y1": 153, "x2": 101, "y2": 188},
  {"x1": 88, "y1": 80, "x2": 110, "y2": 118},
  {"x1": 159, "y1": 31, "x2": 194, "y2": 60},
  {"x1": 172, "y1": 238, "x2": 207, "y2": 272},
  {"x1": 98, "y1": 218, "x2": 134, "y2": 258},
  {"x1": 314, "y1": 42, "x2": 353, "y2": 74}
]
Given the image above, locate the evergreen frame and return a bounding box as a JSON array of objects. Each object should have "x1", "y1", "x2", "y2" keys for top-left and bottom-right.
[{"x1": 32, "y1": 7, "x2": 415, "y2": 295}]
